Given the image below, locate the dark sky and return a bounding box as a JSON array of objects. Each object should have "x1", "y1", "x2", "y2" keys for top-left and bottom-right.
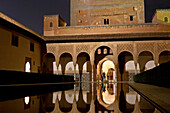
[{"x1": 0, "y1": 0, "x2": 170, "y2": 35}]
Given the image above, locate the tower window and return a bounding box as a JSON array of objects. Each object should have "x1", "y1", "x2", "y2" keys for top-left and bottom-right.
[
  {"x1": 12, "y1": 34, "x2": 18, "y2": 47},
  {"x1": 164, "y1": 17, "x2": 168, "y2": 23},
  {"x1": 130, "y1": 16, "x2": 133, "y2": 21},
  {"x1": 104, "y1": 19, "x2": 109, "y2": 25},
  {"x1": 107, "y1": 19, "x2": 109, "y2": 24},
  {"x1": 50, "y1": 22, "x2": 53, "y2": 28}
]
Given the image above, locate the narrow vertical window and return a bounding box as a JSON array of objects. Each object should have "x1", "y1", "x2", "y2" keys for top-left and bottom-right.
[
  {"x1": 11, "y1": 34, "x2": 18, "y2": 47},
  {"x1": 104, "y1": 19, "x2": 109, "y2": 25},
  {"x1": 98, "y1": 49, "x2": 101, "y2": 54},
  {"x1": 104, "y1": 48, "x2": 107, "y2": 54},
  {"x1": 130, "y1": 16, "x2": 133, "y2": 21},
  {"x1": 30, "y1": 42, "x2": 34, "y2": 52},
  {"x1": 50, "y1": 22, "x2": 53, "y2": 27},
  {"x1": 25, "y1": 62, "x2": 31, "y2": 72},
  {"x1": 107, "y1": 19, "x2": 109, "y2": 24},
  {"x1": 104, "y1": 19, "x2": 107, "y2": 24},
  {"x1": 109, "y1": 49, "x2": 113, "y2": 54}
]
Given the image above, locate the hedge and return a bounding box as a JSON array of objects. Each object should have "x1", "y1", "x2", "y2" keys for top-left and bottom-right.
[
  {"x1": 133, "y1": 61, "x2": 170, "y2": 88},
  {"x1": 0, "y1": 70, "x2": 74, "y2": 85}
]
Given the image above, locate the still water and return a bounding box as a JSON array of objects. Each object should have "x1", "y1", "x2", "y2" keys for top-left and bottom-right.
[{"x1": 0, "y1": 82, "x2": 161, "y2": 113}]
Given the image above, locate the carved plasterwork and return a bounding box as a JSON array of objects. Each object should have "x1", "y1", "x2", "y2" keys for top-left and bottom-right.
[
  {"x1": 137, "y1": 42, "x2": 155, "y2": 56},
  {"x1": 58, "y1": 45, "x2": 74, "y2": 56},
  {"x1": 117, "y1": 43, "x2": 134, "y2": 55},
  {"x1": 157, "y1": 42, "x2": 170, "y2": 55}
]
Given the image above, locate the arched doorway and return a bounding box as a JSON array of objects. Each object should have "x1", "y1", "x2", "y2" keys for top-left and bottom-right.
[
  {"x1": 95, "y1": 46, "x2": 114, "y2": 82},
  {"x1": 97, "y1": 58, "x2": 115, "y2": 82},
  {"x1": 102, "y1": 60, "x2": 115, "y2": 81}
]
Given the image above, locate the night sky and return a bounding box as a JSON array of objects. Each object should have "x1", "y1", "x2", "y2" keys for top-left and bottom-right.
[{"x1": 0, "y1": 0, "x2": 170, "y2": 35}]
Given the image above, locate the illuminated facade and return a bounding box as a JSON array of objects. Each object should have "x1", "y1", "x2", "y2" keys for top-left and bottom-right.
[
  {"x1": 43, "y1": 1, "x2": 170, "y2": 82},
  {"x1": 152, "y1": 9, "x2": 170, "y2": 24},
  {"x1": 70, "y1": 0, "x2": 145, "y2": 26}
]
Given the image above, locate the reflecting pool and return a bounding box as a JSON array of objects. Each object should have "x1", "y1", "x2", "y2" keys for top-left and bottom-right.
[{"x1": 0, "y1": 82, "x2": 161, "y2": 113}]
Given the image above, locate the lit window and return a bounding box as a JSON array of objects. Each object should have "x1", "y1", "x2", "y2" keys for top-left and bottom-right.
[
  {"x1": 110, "y1": 49, "x2": 113, "y2": 54},
  {"x1": 78, "y1": 20, "x2": 82, "y2": 23},
  {"x1": 130, "y1": 16, "x2": 133, "y2": 21},
  {"x1": 24, "y1": 96, "x2": 30, "y2": 104},
  {"x1": 50, "y1": 22, "x2": 53, "y2": 27},
  {"x1": 25, "y1": 62, "x2": 31, "y2": 72},
  {"x1": 98, "y1": 49, "x2": 101, "y2": 54},
  {"x1": 24, "y1": 96, "x2": 31, "y2": 109},
  {"x1": 104, "y1": 48, "x2": 107, "y2": 54},
  {"x1": 164, "y1": 17, "x2": 168, "y2": 23}
]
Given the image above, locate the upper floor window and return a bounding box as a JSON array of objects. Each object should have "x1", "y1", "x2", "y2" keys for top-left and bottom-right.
[
  {"x1": 104, "y1": 48, "x2": 107, "y2": 54},
  {"x1": 110, "y1": 49, "x2": 113, "y2": 54},
  {"x1": 130, "y1": 16, "x2": 133, "y2": 21},
  {"x1": 11, "y1": 34, "x2": 18, "y2": 47},
  {"x1": 98, "y1": 49, "x2": 101, "y2": 54},
  {"x1": 50, "y1": 22, "x2": 53, "y2": 28},
  {"x1": 164, "y1": 17, "x2": 168, "y2": 23},
  {"x1": 30, "y1": 42, "x2": 34, "y2": 52},
  {"x1": 104, "y1": 19, "x2": 109, "y2": 25}
]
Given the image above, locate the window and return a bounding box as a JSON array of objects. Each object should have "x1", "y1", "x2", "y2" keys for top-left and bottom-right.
[
  {"x1": 104, "y1": 19, "x2": 109, "y2": 25},
  {"x1": 50, "y1": 22, "x2": 53, "y2": 28},
  {"x1": 164, "y1": 17, "x2": 168, "y2": 23},
  {"x1": 24, "y1": 96, "x2": 31, "y2": 109},
  {"x1": 107, "y1": 19, "x2": 109, "y2": 24},
  {"x1": 25, "y1": 57, "x2": 31, "y2": 72},
  {"x1": 104, "y1": 19, "x2": 107, "y2": 24},
  {"x1": 25, "y1": 62, "x2": 31, "y2": 72},
  {"x1": 104, "y1": 48, "x2": 107, "y2": 54},
  {"x1": 11, "y1": 34, "x2": 18, "y2": 47},
  {"x1": 130, "y1": 16, "x2": 133, "y2": 21},
  {"x1": 110, "y1": 49, "x2": 113, "y2": 54},
  {"x1": 98, "y1": 49, "x2": 101, "y2": 54},
  {"x1": 30, "y1": 42, "x2": 34, "y2": 52}
]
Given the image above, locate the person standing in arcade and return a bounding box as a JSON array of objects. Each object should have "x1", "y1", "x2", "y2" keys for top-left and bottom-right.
[{"x1": 101, "y1": 72, "x2": 106, "y2": 82}]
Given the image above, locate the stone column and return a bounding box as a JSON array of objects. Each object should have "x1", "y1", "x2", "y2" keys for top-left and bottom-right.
[
  {"x1": 56, "y1": 65, "x2": 59, "y2": 74},
  {"x1": 74, "y1": 64, "x2": 76, "y2": 81},
  {"x1": 134, "y1": 62, "x2": 138, "y2": 75},
  {"x1": 114, "y1": 64, "x2": 118, "y2": 82},
  {"x1": 73, "y1": 56, "x2": 77, "y2": 81},
  {"x1": 91, "y1": 64, "x2": 94, "y2": 82},
  {"x1": 55, "y1": 60, "x2": 59, "y2": 75},
  {"x1": 90, "y1": 56, "x2": 94, "y2": 82}
]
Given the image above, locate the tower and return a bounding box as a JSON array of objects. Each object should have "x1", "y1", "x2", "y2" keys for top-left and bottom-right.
[
  {"x1": 70, "y1": 0, "x2": 145, "y2": 26},
  {"x1": 44, "y1": 15, "x2": 66, "y2": 36}
]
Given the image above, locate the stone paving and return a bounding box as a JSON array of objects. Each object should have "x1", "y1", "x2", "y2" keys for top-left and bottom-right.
[{"x1": 129, "y1": 83, "x2": 170, "y2": 113}]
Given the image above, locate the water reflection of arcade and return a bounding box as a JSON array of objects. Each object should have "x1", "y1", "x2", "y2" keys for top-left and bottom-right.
[{"x1": 47, "y1": 83, "x2": 158, "y2": 113}]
